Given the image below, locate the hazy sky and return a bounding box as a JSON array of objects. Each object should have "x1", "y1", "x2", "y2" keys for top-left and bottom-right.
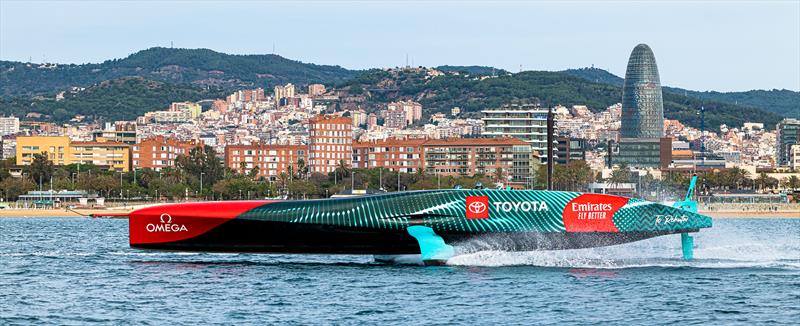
[{"x1": 1, "y1": 1, "x2": 798, "y2": 92}]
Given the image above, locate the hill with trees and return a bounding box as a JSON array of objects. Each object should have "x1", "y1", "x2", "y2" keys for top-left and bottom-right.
[
  {"x1": 435, "y1": 65, "x2": 508, "y2": 76},
  {"x1": 340, "y1": 68, "x2": 784, "y2": 130},
  {"x1": 0, "y1": 48, "x2": 791, "y2": 128},
  {"x1": 0, "y1": 47, "x2": 359, "y2": 97},
  {"x1": 563, "y1": 67, "x2": 799, "y2": 118},
  {"x1": 0, "y1": 77, "x2": 228, "y2": 122}
]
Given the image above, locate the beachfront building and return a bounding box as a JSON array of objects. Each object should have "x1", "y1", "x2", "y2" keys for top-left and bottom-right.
[
  {"x1": 352, "y1": 138, "x2": 426, "y2": 173},
  {"x1": 353, "y1": 137, "x2": 534, "y2": 188},
  {"x1": 776, "y1": 118, "x2": 800, "y2": 167},
  {"x1": 132, "y1": 136, "x2": 200, "y2": 171},
  {"x1": 481, "y1": 103, "x2": 549, "y2": 163},
  {"x1": 423, "y1": 137, "x2": 533, "y2": 188},
  {"x1": 16, "y1": 136, "x2": 131, "y2": 172},
  {"x1": 309, "y1": 115, "x2": 353, "y2": 174},
  {"x1": 225, "y1": 144, "x2": 307, "y2": 180}
]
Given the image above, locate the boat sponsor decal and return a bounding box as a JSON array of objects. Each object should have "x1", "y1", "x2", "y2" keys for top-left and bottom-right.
[
  {"x1": 655, "y1": 214, "x2": 689, "y2": 225},
  {"x1": 466, "y1": 196, "x2": 489, "y2": 219},
  {"x1": 493, "y1": 201, "x2": 549, "y2": 213},
  {"x1": 145, "y1": 213, "x2": 189, "y2": 233},
  {"x1": 129, "y1": 201, "x2": 272, "y2": 244},
  {"x1": 562, "y1": 194, "x2": 629, "y2": 232},
  {"x1": 178, "y1": 190, "x2": 710, "y2": 235}
]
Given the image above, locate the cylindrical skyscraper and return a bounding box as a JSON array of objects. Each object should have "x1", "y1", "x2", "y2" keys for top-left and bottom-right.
[{"x1": 621, "y1": 44, "x2": 664, "y2": 139}]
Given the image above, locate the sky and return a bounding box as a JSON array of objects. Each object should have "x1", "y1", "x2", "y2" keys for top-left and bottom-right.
[{"x1": 1, "y1": 1, "x2": 798, "y2": 92}]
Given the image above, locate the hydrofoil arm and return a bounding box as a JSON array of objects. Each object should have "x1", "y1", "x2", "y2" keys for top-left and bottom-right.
[{"x1": 406, "y1": 226, "x2": 455, "y2": 266}]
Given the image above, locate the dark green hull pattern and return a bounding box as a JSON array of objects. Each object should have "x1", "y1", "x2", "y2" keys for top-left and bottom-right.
[
  {"x1": 239, "y1": 190, "x2": 712, "y2": 234},
  {"x1": 129, "y1": 190, "x2": 712, "y2": 255}
]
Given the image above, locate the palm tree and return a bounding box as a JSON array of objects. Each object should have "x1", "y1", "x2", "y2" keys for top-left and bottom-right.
[
  {"x1": 296, "y1": 158, "x2": 308, "y2": 180},
  {"x1": 277, "y1": 172, "x2": 289, "y2": 195},
  {"x1": 787, "y1": 176, "x2": 800, "y2": 191},
  {"x1": 756, "y1": 172, "x2": 767, "y2": 192},
  {"x1": 608, "y1": 164, "x2": 630, "y2": 190},
  {"x1": 726, "y1": 167, "x2": 750, "y2": 190},
  {"x1": 335, "y1": 159, "x2": 350, "y2": 182}
]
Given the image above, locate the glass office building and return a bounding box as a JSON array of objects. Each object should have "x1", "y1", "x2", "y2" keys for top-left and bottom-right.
[
  {"x1": 481, "y1": 103, "x2": 550, "y2": 162},
  {"x1": 776, "y1": 118, "x2": 800, "y2": 166},
  {"x1": 621, "y1": 44, "x2": 664, "y2": 139}
]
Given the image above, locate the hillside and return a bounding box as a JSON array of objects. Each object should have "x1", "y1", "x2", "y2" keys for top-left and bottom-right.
[
  {"x1": 435, "y1": 65, "x2": 508, "y2": 76},
  {"x1": 0, "y1": 47, "x2": 359, "y2": 97},
  {"x1": 342, "y1": 69, "x2": 784, "y2": 130},
  {"x1": 0, "y1": 48, "x2": 790, "y2": 128},
  {"x1": 563, "y1": 68, "x2": 799, "y2": 118},
  {"x1": 0, "y1": 77, "x2": 228, "y2": 122}
]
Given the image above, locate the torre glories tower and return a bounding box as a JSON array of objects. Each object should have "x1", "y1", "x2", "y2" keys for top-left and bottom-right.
[{"x1": 615, "y1": 44, "x2": 671, "y2": 168}]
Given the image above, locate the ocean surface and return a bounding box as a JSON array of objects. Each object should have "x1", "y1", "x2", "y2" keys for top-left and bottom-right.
[{"x1": 1, "y1": 217, "x2": 798, "y2": 325}]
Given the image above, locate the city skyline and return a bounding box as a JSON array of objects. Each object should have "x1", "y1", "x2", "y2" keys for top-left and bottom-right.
[{"x1": 1, "y1": 1, "x2": 799, "y2": 92}]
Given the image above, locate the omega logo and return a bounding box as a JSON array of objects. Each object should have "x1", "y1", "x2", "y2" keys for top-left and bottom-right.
[{"x1": 146, "y1": 213, "x2": 188, "y2": 233}]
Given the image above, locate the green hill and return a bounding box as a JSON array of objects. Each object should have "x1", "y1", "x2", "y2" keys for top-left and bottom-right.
[
  {"x1": 342, "y1": 69, "x2": 783, "y2": 131},
  {"x1": 563, "y1": 67, "x2": 799, "y2": 118},
  {"x1": 435, "y1": 65, "x2": 508, "y2": 76},
  {"x1": 0, "y1": 47, "x2": 359, "y2": 97},
  {"x1": 0, "y1": 77, "x2": 228, "y2": 122},
  {"x1": 0, "y1": 48, "x2": 790, "y2": 129}
]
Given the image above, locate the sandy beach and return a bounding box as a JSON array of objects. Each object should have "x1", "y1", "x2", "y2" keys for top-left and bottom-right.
[
  {"x1": 0, "y1": 208, "x2": 133, "y2": 218},
  {"x1": 700, "y1": 210, "x2": 800, "y2": 218}
]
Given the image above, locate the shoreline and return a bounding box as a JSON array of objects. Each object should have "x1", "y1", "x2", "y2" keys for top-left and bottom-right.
[
  {"x1": 0, "y1": 208, "x2": 133, "y2": 218},
  {"x1": 700, "y1": 211, "x2": 799, "y2": 218},
  {"x1": 1, "y1": 208, "x2": 797, "y2": 219}
]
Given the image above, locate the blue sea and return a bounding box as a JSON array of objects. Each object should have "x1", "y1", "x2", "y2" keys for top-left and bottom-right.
[{"x1": 1, "y1": 217, "x2": 798, "y2": 325}]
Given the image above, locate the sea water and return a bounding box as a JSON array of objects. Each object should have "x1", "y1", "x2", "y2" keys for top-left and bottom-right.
[{"x1": 1, "y1": 217, "x2": 798, "y2": 324}]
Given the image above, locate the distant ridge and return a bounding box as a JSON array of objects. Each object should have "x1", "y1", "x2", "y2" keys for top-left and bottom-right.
[
  {"x1": 0, "y1": 47, "x2": 359, "y2": 97},
  {"x1": 0, "y1": 77, "x2": 228, "y2": 122},
  {"x1": 341, "y1": 69, "x2": 783, "y2": 131},
  {"x1": 0, "y1": 47, "x2": 791, "y2": 128},
  {"x1": 563, "y1": 67, "x2": 799, "y2": 118},
  {"x1": 435, "y1": 65, "x2": 509, "y2": 76}
]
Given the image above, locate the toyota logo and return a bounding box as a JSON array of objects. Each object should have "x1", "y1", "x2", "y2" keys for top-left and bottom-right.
[
  {"x1": 159, "y1": 213, "x2": 172, "y2": 223},
  {"x1": 468, "y1": 201, "x2": 487, "y2": 214}
]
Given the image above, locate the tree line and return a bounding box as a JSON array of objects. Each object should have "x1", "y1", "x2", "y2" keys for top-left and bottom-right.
[{"x1": 2, "y1": 148, "x2": 797, "y2": 203}]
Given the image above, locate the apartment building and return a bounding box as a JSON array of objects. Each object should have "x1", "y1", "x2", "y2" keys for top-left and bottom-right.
[
  {"x1": 309, "y1": 115, "x2": 353, "y2": 174},
  {"x1": 132, "y1": 136, "x2": 200, "y2": 171},
  {"x1": 482, "y1": 103, "x2": 550, "y2": 162},
  {"x1": 352, "y1": 138, "x2": 426, "y2": 173},
  {"x1": 16, "y1": 136, "x2": 130, "y2": 172},
  {"x1": 423, "y1": 137, "x2": 533, "y2": 187},
  {"x1": 225, "y1": 144, "x2": 307, "y2": 180},
  {"x1": 353, "y1": 137, "x2": 534, "y2": 188}
]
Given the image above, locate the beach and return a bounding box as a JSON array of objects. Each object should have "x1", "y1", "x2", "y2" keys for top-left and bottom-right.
[
  {"x1": 0, "y1": 208, "x2": 133, "y2": 218},
  {"x1": 701, "y1": 210, "x2": 800, "y2": 218}
]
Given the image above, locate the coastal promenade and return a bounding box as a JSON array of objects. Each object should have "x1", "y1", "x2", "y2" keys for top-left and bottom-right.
[
  {"x1": 700, "y1": 203, "x2": 800, "y2": 218},
  {"x1": 0, "y1": 208, "x2": 134, "y2": 217}
]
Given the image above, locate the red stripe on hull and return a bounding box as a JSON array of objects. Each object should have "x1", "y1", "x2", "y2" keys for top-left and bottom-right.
[{"x1": 129, "y1": 201, "x2": 273, "y2": 245}]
